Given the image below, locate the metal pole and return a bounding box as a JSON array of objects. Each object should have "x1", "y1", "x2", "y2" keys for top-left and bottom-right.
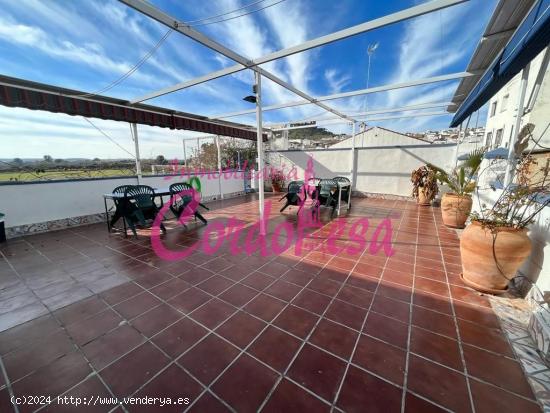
[
  {"x1": 196, "y1": 137, "x2": 201, "y2": 168},
  {"x1": 453, "y1": 121, "x2": 463, "y2": 168},
  {"x1": 216, "y1": 135, "x2": 223, "y2": 200},
  {"x1": 183, "y1": 139, "x2": 187, "y2": 167},
  {"x1": 255, "y1": 71, "x2": 265, "y2": 235},
  {"x1": 131, "y1": 123, "x2": 142, "y2": 184},
  {"x1": 504, "y1": 64, "x2": 530, "y2": 187},
  {"x1": 350, "y1": 121, "x2": 356, "y2": 189}
]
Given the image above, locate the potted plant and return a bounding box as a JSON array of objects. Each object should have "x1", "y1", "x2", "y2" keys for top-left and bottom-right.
[
  {"x1": 411, "y1": 165, "x2": 438, "y2": 205},
  {"x1": 271, "y1": 170, "x2": 286, "y2": 193},
  {"x1": 461, "y1": 128, "x2": 550, "y2": 294},
  {"x1": 429, "y1": 148, "x2": 485, "y2": 228}
]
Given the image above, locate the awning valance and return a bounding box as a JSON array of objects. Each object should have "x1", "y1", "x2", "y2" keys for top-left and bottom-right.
[{"x1": 450, "y1": 0, "x2": 550, "y2": 127}]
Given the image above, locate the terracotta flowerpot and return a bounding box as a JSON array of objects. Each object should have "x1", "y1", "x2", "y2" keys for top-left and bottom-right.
[
  {"x1": 460, "y1": 221, "x2": 532, "y2": 294},
  {"x1": 271, "y1": 183, "x2": 283, "y2": 193},
  {"x1": 417, "y1": 188, "x2": 432, "y2": 205},
  {"x1": 441, "y1": 193, "x2": 472, "y2": 228}
]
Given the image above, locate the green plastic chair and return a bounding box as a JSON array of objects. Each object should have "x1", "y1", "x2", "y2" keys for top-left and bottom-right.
[
  {"x1": 169, "y1": 182, "x2": 209, "y2": 225},
  {"x1": 124, "y1": 185, "x2": 166, "y2": 237},
  {"x1": 109, "y1": 185, "x2": 136, "y2": 229}
]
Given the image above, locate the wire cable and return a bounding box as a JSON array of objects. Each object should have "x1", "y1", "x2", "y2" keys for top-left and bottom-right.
[
  {"x1": 74, "y1": 28, "x2": 173, "y2": 98},
  {"x1": 184, "y1": 0, "x2": 268, "y2": 24},
  {"x1": 189, "y1": 0, "x2": 287, "y2": 26},
  {"x1": 83, "y1": 117, "x2": 136, "y2": 158}
]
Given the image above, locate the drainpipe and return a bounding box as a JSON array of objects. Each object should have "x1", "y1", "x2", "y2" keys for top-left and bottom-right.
[
  {"x1": 255, "y1": 71, "x2": 265, "y2": 235},
  {"x1": 350, "y1": 121, "x2": 356, "y2": 189},
  {"x1": 216, "y1": 135, "x2": 223, "y2": 200}
]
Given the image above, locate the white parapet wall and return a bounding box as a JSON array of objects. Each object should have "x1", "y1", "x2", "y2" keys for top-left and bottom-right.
[
  {"x1": 267, "y1": 143, "x2": 456, "y2": 198},
  {"x1": 0, "y1": 171, "x2": 246, "y2": 238}
]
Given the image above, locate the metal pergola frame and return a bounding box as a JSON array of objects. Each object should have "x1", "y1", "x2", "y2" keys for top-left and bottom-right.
[{"x1": 117, "y1": 0, "x2": 471, "y2": 233}]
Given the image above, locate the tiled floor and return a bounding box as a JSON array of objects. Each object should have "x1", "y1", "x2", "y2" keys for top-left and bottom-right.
[{"x1": 0, "y1": 195, "x2": 543, "y2": 412}]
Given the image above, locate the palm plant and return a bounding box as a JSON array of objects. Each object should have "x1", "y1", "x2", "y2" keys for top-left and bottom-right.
[{"x1": 429, "y1": 148, "x2": 486, "y2": 196}]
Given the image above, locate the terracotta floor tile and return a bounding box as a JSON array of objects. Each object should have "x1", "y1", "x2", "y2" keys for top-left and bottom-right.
[
  {"x1": 264, "y1": 279, "x2": 302, "y2": 302},
  {"x1": 363, "y1": 312, "x2": 409, "y2": 349},
  {"x1": 382, "y1": 269, "x2": 414, "y2": 287},
  {"x1": 469, "y1": 378, "x2": 540, "y2": 413},
  {"x1": 280, "y1": 268, "x2": 314, "y2": 287},
  {"x1": 244, "y1": 294, "x2": 286, "y2": 322},
  {"x1": 259, "y1": 261, "x2": 290, "y2": 277},
  {"x1": 412, "y1": 290, "x2": 453, "y2": 315},
  {"x1": 371, "y1": 294, "x2": 410, "y2": 323},
  {"x1": 457, "y1": 319, "x2": 513, "y2": 357},
  {"x1": 317, "y1": 267, "x2": 348, "y2": 284},
  {"x1": 404, "y1": 392, "x2": 447, "y2": 412},
  {"x1": 149, "y1": 278, "x2": 190, "y2": 301},
  {"x1": 410, "y1": 326, "x2": 463, "y2": 371},
  {"x1": 196, "y1": 275, "x2": 234, "y2": 296},
  {"x1": 187, "y1": 392, "x2": 231, "y2": 412},
  {"x1": 377, "y1": 280, "x2": 412, "y2": 303},
  {"x1": 345, "y1": 273, "x2": 379, "y2": 292},
  {"x1": 134, "y1": 270, "x2": 172, "y2": 290},
  {"x1": 336, "y1": 284, "x2": 374, "y2": 309},
  {"x1": 201, "y1": 257, "x2": 233, "y2": 273},
  {"x1": 407, "y1": 355, "x2": 471, "y2": 413},
  {"x1": 352, "y1": 334, "x2": 406, "y2": 385},
  {"x1": 179, "y1": 266, "x2": 215, "y2": 285},
  {"x1": 353, "y1": 262, "x2": 384, "y2": 278},
  {"x1": 212, "y1": 354, "x2": 278, "y2": 411},
  {"x1": 151, "y1": 317, "x2": 208, "y2": 358},
  {"x1": 218, "y1": 283, "x2": 259, "y2": 307},
  {"x1": 450, "y1": 285, "x2": 491, "y2": 308},
  {"x1": 262, "y1": 378, "x2": 331, "y2": 412},
  {"x1": 131, "y1": 303, "x2": 183, "y2": 337},
  {"x1": 113, "y1": 292, "x2": 161, "y2": 320},
  {"x1": 132, "y1": 364, "x2": 203, "y2": 413},
  {"x1": 273, "y1": 305, "x2": 319, "y2": 339},
  {"x1": 309, "y1": 318, "x2": 358, "y2": 359},
  {"x1": 4, "y1": 329, "x2": 74, "y2": 381},
  {"x1": 189, "y1": 298, "x2": 235, "y2": 329},
  {"x1": 307, "y1": 277, "x2": 341, "y2": 297},
  {"x1": 12, "y1": 352, "x2": 92, "y2": 412},
  {"x1": 336, "y1": 365, "x2": 402, "y2": 413},
  {"x1": 412, "y1": 306, "x2": 457, "y2": 339},
  {"x1": 288, "y1": 344, "x2": 347, "y2": 402},
  {"x1": 215, "y1": 311, "x2": 266, "y2": 349},
  {"x1": 414, "y1": 277, "x2": 450, "y2": 298},
  {"x1": 167, "y1": 288, "x2": 211, "y2": 314},
  {"x1": 100, "y1": 282, "x2": 144, "y2": 306},
  {"x1": 82, "y1": 325, "x2": 145, "y2": 370},
  {"x1": 292, "y1": 289, "x2": 332, "y2": 315},
  {"x1": 66, "y1": 308, "x2": 122, "y2": 346},
  {"x1": 325, "y1": 300, "x2": 367, "y2": 331},
  {"x1": 42, "y1": 375, "x2": 114, "y2": 413},
  {"x1": 454, "y1": 301, "x2": 501, "y2": 329},
  {"x1": 218, "y1": 263, "x2": 255, "y2": 281},
  {"x1": 248, "y1": 326, "x2": 301, "y2": 372},
  {"x1": 178, "y1": 334, "x2": 240, "y2": 385},
  {"x1": 54, "y1": 296, "x2": 107, "y2": 326},
  {"x1": 463, "y1": 345, "x2": 534, "y2": 398}
]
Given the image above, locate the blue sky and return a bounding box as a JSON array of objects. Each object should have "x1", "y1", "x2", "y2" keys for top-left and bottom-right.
[{"x1": 0, "y1": 0, "x2": 496, "y2": 159}]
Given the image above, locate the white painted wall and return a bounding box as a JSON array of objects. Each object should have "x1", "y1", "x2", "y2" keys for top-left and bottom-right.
[
  {"x1": 267, "y1": 143, "x2": 456, "y2": 198},
  {"x1": 0, "y1": 172, "x2": 245, "y2": 229},
  {"x1": 330, "y1": 126, "x2": 430, "y2": 148}
]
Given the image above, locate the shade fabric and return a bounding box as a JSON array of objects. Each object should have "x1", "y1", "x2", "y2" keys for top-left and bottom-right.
[
  {"x1": 0, "y1": 75, "x2": 265, "y2": 141},
  {"x1": 450, "y1": 0, "x2": 550, "y2": 127}
]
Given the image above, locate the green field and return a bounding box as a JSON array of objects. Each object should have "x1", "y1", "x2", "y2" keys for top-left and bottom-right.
[{"x1": 0, "y1": 169, "x2": 140, "y2": 182}]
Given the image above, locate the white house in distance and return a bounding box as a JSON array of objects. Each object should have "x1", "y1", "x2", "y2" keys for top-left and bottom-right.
[{"x1": 330, "y1": 126, "x2": 431, "y2": 148}]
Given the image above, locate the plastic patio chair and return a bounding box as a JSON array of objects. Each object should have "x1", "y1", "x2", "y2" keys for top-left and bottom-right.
[
  {"x1": 169, "y1": 182, "x2": 209, "y2": 225},
  {"x1": 279, "y1": 180, "x2": 305, "y2": 213},
  {"x1": 333, "y1": 176, "x2": 351, "y2": 207},
  {"x1": 123, "y1": 185, "x2": 166, "y2": 237},
  {"x1": 311, "y1": 178, "x2": 339, "y2": 220},
  {"x1": 109, "y1": 185, "x2": 136, "y2": 229}
]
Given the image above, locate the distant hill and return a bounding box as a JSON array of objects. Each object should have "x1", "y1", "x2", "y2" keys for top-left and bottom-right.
[{"x1": 274, "y1": 126, "x2": 345, "y2": 141}]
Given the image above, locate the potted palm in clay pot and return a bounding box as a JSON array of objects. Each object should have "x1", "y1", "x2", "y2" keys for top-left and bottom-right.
[
  {"x1": 461, "y1": 126, "x2": 550, "y2": 294},
  {"x1": 411, "y1": 165, "x2": 438, "y2": 205},
  {"x1": 429, "y1": 148, "x2": 485, "y2": 228}
]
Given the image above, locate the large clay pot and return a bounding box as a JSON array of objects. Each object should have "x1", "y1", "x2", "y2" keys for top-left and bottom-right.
[
  {"x1": 417, "y1": 188, "x2": 432, "y2": 205},
  {"x1": 441, "y1": 193, "x2": 472, "y2": 228},
  {"x1": 271, "y1": 183, "x2": 283, "y2": 193},
  {"x1": 460, "y1": 221, "x2": 532, "y2": 294}
]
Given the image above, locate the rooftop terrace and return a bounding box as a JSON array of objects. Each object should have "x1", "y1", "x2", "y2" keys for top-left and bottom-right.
[{"x1": 0, "y1": 196, "x2": 543, "y2": 412}]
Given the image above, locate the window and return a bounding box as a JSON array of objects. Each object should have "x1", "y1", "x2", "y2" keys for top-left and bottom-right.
[
  {"x1": 486, "y1": 132, "x2": 493, "y2": 148},
  {"x1": 495, "y1": 129, "x2": 503, "y2": 147},
  {"x1": 501, "y1": 94, "x2": 509, "y2": 112},
  {"x1": 490, "y1": 101, "x2": 497, "y2": 117}
]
